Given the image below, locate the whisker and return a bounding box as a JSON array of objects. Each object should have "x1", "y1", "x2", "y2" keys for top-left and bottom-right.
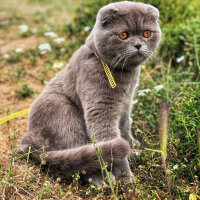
[
  {"x1": 120, "y1": 56, "x2": 130, "y2": 81},
  {"x1": 111, "y1": 53, "x2": 124, "y2": 68},
  {"x1": 111, "y1": 51, "x2": 135, "y2": 73}
]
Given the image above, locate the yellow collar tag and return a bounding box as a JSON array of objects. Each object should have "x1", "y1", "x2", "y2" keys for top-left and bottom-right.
[{"x1": 100, "y1": 59, "x2": 116, "y2": 88}]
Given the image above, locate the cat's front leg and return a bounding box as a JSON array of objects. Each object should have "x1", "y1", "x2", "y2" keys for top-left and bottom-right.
[
  {"x1": 119, "y1": 113, "x2": 140, "y2": 148},
  {"x1": 82, "y1": 102, "x2": 132, "y2": 184}
]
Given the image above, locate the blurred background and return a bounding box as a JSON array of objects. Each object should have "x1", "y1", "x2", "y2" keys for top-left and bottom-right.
[{"x1": 0, "y1": 0, "x2": 199, "y2": 199}]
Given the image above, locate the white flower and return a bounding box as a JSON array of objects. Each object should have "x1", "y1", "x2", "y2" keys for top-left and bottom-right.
[
  {"x1": 61, "y1": 48, "x2": 65, "y2": 52},
  {"x1": 84, "y1": 26, "x2": 90, "y2": 32},
  {"x1": 138, "y1": 91, "x2": 146, "y2": 96},
  {"x1": 38, "y1": 43, "x2": 52, "y2": 54},
  {"x1": 88, "y1": 178, "x2": 92, "y2": 183},
  {"x1": 15, "y1": 48, "x2": 23, "y2": 53},
  {"x1": 53, "y1": 61, "x2": 64, "y2": 69},
  {"x1": 176, "y1": 55, "x2": 184, "y2": 63},
  {"x1": 154, "y1": 84, "x2": 164, "y2": 91},
  {"x1": 44, "y1": 31, "x2": 57, "y2": 38},
  {"x1": 173, "y1": 164, "x2": 178, "y2": 169},
  {"x1": 138, "y1": 89, "x2": 151, "y2": 96},
  {"x1": 135, "y1": 83, "x2": 139, "y2": 88},
  {"x1": 135, "y1": 150, "x2": 141, "y2": 156},
  {"x1": 3, "y1": 54, "x2": 10, "y2": 59},
  {"x1": 132, "y1": 99, "x2": 138, "y2": 104},
  {"x1": 54, "y1": 37, "x2": 65, "y2": 44},
  {"x1": 19, "y1": 24, "x2": 29, "y2": 33},
  {"x1": 32, "y1": 28, "x2": 38, "y2": 33}
]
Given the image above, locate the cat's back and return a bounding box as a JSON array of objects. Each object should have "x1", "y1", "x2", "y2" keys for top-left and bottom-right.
[{"x1": 30, "y1": 44, "x2": 94, "y2": 111}]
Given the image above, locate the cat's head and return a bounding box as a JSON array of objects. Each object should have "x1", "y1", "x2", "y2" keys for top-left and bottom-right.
[{"x1": 87, "y1": 1, "x2": 161, "y2": 68}]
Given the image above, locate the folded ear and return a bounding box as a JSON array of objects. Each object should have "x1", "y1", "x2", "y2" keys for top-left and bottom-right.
[
  {"x1": 147, "y1": 5, "x2": 159, "y2": 20},
  {"x1": 98, "y1": 6, "x2": 119, "y2": 26}
]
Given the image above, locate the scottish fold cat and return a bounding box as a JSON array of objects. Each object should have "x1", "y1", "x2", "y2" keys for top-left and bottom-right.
[{"x1": 20, "y1": 1, "x2": 161, "y2": 186}]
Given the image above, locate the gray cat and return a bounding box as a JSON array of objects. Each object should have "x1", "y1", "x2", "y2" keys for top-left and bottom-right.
[{"x1": 19, "y1": 1, "x2": 161, "y2": 186}]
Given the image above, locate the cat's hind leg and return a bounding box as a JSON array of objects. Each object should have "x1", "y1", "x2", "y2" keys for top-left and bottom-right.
[
  {"x1": 19, "y1": 94, "x2": 130, "y2": 181},
  {"x1": 20, "y1": 94, "x2": 88, "y2": 151}
]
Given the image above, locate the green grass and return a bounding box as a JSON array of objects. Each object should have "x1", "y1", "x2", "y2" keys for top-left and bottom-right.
[
  {"x1": 91, "y1": 134, "x2": 117, "y2": 200},
  {"x1": 130, "y1": 61, "x2": 200, "y2": 199},
  {"x1": 8, "y1": 130, "x2": 16, "y2": 181},
  {"x1": 15, "y1": 83, "x2": 34, "y2": 99},
  {"x1": 0, "y1": 0, "x2": 199, "y2": 199}
]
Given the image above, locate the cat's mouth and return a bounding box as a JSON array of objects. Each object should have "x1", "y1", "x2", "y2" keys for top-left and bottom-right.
[
  {"x1": 111, "y1": 51, "x2": 146, "y2": 69},
  {"x1": 125, "y1": 52, "x2": 147, "y2": 65},
  {"x1": 130, "y1": 51, "x2": 146, "y2": 60}
]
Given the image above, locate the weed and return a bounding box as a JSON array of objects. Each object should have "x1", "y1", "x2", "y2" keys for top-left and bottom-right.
[
  {"x1": 6, "y1": 52, "x2": 23, "y2": 63},
  {"x1": 8, "y1": 130, "x2": 16, "y2": 182},
  {"x1": 15, "y1": 83, "x2": 34, "y2": 99},
  {"x1": 6, "y1": 66, "x2": 26, "y2": 83},
  {"x1": 39, "y1": 181, "x2": 52, "y2": 200},
  {"x1": 91, "y1": 133, "x2": 117, "y2": 200},
  {"x1": 23, "y1": 146, "x2": 31, "y2": 180}
]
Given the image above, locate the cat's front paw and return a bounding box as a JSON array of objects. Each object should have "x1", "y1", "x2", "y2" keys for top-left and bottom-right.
[
  {"x1": 118, "y1": 173, "x2": 136, "y2": 184},
  {"x1": 84, "y1": 171, "x2": 116, "y2": 187},
  {"x1": 84, "y1": 172, "x2": 103, "y2": 187}
]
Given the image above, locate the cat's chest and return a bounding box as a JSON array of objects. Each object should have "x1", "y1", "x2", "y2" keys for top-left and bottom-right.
[{"x1": 114, "y1": 65, "x2": 140, "y2": 99}]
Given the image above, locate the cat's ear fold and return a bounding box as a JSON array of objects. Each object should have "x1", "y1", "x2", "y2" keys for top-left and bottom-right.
[
  {"x1": 147, "y1": 6, "x2": 159, "y2": 20},
  {"x1": 98, "y1": 7, "x2": 119, "y2": 26}
]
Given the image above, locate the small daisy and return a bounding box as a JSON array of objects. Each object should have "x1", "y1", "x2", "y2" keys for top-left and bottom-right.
[
  {"x1": 15, "y1": 48, "x2": 23, "y2": 53},
  {"x1": 176, "y1": 55, "x2": 184, "y2": 63},
  {"x1": 138, "y1": 89, "x2": 151, "y2": 96},
  {"x1": 32, "y1": 28, "x2": 38, "y2": 33},
  {"x1": 173, "y1": 164, "x2": 178, "y2": 169},
  {"x1": 60, "y1": 48, "x2": 65, "y2": 52},
  {"x1": 3, "y1": 54, "x2": 10, "y2": 59},
  {"x1": 135, "y1": 83, "x2": 139, "y2": 88},
  {"x1": 84, "y1": 26, "x2": 90, "y2": 32},
  {"x1": 132, "y1": 99, "x2": 138, "y2": 104},
  {"x1": 154, "y1": 84, "x2": 164, "y2": 91},
  {"x1": 38, "y1": 43, "x2": 52, "y2": 54},
  {"x1": 54, "y1": 37, "x2": 65, "y2": 44},
  {"x1": 88, "y1": 178, "x2": 92, "y2": 183},
  {"x1": 19, "y1": 24, "x2": 29, "y2": 33},
  {"x1": 86, "y1": 191, "x2": 91, "y2": 195},
  {"x1": 44, "y1": 31, "x2": 57, "y2": 38},
  {"x1": 53, "y1": 61, "x2": 64, "y2": 69}
]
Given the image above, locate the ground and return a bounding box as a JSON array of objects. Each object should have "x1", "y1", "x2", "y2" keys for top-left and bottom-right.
[{"x1": 0, "y1": 0, "x2": 199, "y2": 199}]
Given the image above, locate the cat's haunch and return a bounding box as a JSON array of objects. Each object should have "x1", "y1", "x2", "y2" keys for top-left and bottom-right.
[{"x1": 19, "y1": 1, "x2": 161, "y2": 186}]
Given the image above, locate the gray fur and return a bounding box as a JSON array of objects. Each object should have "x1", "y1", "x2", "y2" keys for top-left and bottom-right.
[{"x1": 19, "y1": 1, "x2": 161, "y2": 185}]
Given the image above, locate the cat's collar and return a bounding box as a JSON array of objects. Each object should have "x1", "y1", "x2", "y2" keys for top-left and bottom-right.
[
  {"x1": 100, "y1": 59, "x2": 116, "y2": 89},
  {"x1": 93, "y1": 51, "x2": 116, "y2": 89}
]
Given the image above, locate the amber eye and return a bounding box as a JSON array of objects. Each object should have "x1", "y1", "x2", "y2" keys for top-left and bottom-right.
[
  {"x1": 143, "y1": 30, "x2": 151, "y2": 38},
  {"x1": 119, "y1": 32, "x2": 128, "y2": 40}
]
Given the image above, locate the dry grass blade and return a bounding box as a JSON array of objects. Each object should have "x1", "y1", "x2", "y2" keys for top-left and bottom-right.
[{"x1": 159, "y1": 103, "x2": 172, "y2": 200}]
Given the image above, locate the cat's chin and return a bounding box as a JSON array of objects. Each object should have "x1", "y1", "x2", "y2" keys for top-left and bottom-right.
[{"x1": 126, "y1": 54, "x2": 147, "y2": 67}]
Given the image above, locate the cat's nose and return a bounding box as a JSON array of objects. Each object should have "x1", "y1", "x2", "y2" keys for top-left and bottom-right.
[{"x1": 135, "y1": 44, "x2": 142, "y2": 50}]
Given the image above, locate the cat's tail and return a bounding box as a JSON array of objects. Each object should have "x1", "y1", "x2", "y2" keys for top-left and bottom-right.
[{"x1": 20, "y1": 138, "x2": 129, "y2": 178}]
